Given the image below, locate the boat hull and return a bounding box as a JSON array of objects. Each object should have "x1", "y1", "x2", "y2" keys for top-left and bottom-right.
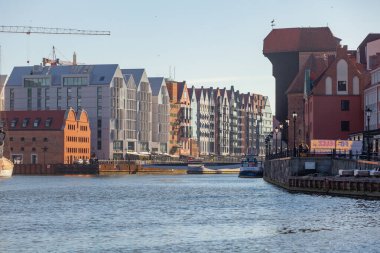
[
  {"x1": 0, "y1": 157, "x2": 14, "y2": 178},
  {"x1": 238, "y1": 167, "x2": 263, "y2": 178}
]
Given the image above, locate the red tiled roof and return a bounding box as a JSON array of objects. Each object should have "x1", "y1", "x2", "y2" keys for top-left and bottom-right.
[
  {"x1": 1, "y1": 110, "x2": 67, "y2": 131},
  {"x1": 263, "y1": 27, "x2": 340, "y2": 54},
  {"x1": 286, "y1": 54, "x2": 328, "y2": 94}
]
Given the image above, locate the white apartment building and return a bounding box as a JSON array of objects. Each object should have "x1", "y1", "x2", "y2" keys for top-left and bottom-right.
[
  {"x1": 122, "y1": 69, "x2": 152, "y2": 153},
  {"x1": 148, "y1": 77, "x2": 170, "y2": 154},
  {"x1": 5, "y1": 64, "x2": 138, "y2": 159}
]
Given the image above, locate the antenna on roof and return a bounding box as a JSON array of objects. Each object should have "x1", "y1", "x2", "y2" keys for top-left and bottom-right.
[
  {"x1": 271, "y1": 19, "x2": 276, "y2": 29},
  {"x1": 174, "y1": 66, "x2": 176, "y2": 80},
  {"x1": 169, "y1": 65, "x2": 172, "y2": 80}
]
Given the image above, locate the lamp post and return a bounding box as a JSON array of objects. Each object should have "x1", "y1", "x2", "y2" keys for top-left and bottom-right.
[
  {"x1": 42, "y1": 146, "x2": 48, "y2": 167},
  {"x1": 279, "y1": 123, "x2": 283, "y2": 155},
  {"x1": 285, "y1": 119, "x2": 290, "y2": 156},
  {"x1": 366, "y1": 107, "x2": 372, "y2": 161},
  {"x1": 274, "y1": 127, "x2": 279, "y2": 155},
  {"x1": 292, "y1": 111, "x2": 298, "y2": 157}
]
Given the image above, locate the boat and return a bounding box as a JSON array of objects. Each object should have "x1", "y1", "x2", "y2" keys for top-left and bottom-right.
[
  {"x1": 187, "y1": 157, "x2": 205, "y2": 168},
  {"x1": 0, "y1": 128, "x2": 14, "y2": 178},
  {"x1": 238, "y1": 155, "x2": 263, "y2": 178}
]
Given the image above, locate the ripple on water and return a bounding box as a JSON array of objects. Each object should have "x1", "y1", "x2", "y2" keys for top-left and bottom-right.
[{"x1": 1, "y1": 175, "x2": 380, "y2": 252}]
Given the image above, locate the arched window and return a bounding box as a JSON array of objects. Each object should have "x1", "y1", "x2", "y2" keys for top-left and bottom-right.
[
  {"x1": 325, "y1": 76, "x2": 332, "y2": 95},
  {"x1": 353, "y1": 76, "x2": 359, "y2": 95},
  {"x1": 337, "y1": 59, "x2": 348, "y2": 94}
]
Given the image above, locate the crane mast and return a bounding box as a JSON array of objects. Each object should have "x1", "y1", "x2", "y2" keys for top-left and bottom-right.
[{"x1": 0, "y1": 25, "x2": 110, "y2": 35}]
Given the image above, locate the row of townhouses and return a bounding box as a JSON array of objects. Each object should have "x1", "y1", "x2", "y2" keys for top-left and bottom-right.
[{"x1": 2, "y1": 64, "x2": 272, "y2": 161}]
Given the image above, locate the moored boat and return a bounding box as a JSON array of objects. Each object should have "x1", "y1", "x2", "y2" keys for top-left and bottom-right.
[
  {"x1": 238, "y1": 155, "x2": 263, "y2": 178},
  {"x1": 0, "y1": 157, "x2": 14, "y2": 178},
  {"x1": 0, "y1": 128, "x2": 14, "y2": 178}
]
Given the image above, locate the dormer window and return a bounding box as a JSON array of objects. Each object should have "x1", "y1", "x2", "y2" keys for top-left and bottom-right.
[
  {"x1": 33, "y1": 118, "x2": 41, "y2": 127},
  {"x1": 22, "y1": 118, "x2": 30, "y2": 127},
  {"x1": 45, "y1": 118, "x2": 52, "y2": 127},
  {"x1": 10, "y1": 118, "x2": 18, "y2": 128}
]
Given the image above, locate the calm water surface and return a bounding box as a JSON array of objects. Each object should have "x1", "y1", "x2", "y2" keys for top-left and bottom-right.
[{"x1": 1, "y1": 175, "x2": 380, "y2": 252}]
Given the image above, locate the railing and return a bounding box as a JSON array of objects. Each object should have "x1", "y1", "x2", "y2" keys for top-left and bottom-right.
[{"x1": 265, "y1": 148, "x2": 373, "y2": 161}]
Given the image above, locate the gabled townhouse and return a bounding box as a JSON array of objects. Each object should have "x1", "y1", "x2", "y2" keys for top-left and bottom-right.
[
  {"x1": 227, "y1": 87, "x2": 238, "y2": 155},
  {"x1": 259, "y1": 96, "x2": 273, "y2": 157},
  {"x1": 121, "y1": 69, "x2": 152, "y2": 153},
  {"x1": 196, "y1": 87, "x2": 210, "y2": 156},
  {"x1": 166, "y1": 80, "x2": 191, "y2": 157},
  {"x1": 5, "y1": 64, "x2": 132, "y2": 160},
  {"x1": 188, "y1": 86, "x2": 199, "y2": 156},
  {"x1": 303, "y1": 46, "x2": 369, "y2": 145},
  {"x1": 148, "y1": 77, "x2": 170, "y2": 154},
  {"x1": 207, "y1": 87, "x2": 216, "y2": 155},
  {"x1": 121, "y1": 74, "x2": 138, "y2": 154},
  {"x1": 216, "y1": 88, "x2": 230, "y2": 155}
]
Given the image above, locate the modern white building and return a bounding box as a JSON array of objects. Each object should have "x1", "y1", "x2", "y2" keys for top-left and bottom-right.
[
  {"x1": 122, "y1": 69, "x2": 152, "y2": 153},
  {"x1": 5, "y1": 64, "x2": 139, "y2": 159},
  {"x1": 122, "y1": 74, "x2": 138, "y2": 154},
  {"x1": 189, "y1": 86, "x2": 212, "y2": 156},
  {"x1": 148, "y1": 77, "x2": 170, "y2": 154}
]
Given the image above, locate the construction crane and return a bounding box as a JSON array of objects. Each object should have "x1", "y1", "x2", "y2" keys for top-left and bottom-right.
[
  {"x1": 0, "y1": 25, "x2": 110, "y2": 35},
  {"x1": 0, "y1": 25, "x2": 110, "y2": 64}
]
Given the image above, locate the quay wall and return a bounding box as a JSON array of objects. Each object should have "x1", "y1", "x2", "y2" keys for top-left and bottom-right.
[{"x1": 264, "y1": 157, "x2": 380, "y2": 198}]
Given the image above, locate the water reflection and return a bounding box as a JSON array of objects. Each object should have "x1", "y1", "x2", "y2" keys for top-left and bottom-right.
[{"x1": 1, "y1": 175, "x2": 379, "y2": 252}]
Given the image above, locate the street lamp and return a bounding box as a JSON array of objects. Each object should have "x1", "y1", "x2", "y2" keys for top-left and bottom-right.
[
  {"x1": 274, "y1": 127, "x2": 279, "y2": 155},
  {"x1": 279, "y1": 123, "x2": 283, "y2": 155},
  {"x1": 366, "y1": 107, "x2": 372, "y2": 161},
  {"x1": 285, "y1": 119, "x2": 290, "y2": 156},
  {"x1": 42, "y1": 146, "x2": 48, "y2": 166},
  {"x1": 292, "y1": 111, "x2": 298, "y2": 157}
]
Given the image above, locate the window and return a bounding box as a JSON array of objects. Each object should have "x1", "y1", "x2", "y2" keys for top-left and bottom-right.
[
  {"x1": 10, "y1": 118, "x2": 18, "y2": 128},
  {"x1": 31, "y1": 154, "x2": 37, "y2": 164},
  {"x1": 341, "y1": 121, "x2": 350, "y2": 131},
  {"x1": 22, "y1": 118, "x2": 30, "y2": 127},
  {"x1": 21, "y1": 137, "x2": 25, "y2": 141},
  {"x1": 45, "y1": 118, "x2": 52, "y2": 127},
  {"x1": 33, "y1": 118, "x2": 41, "y2": 127},
  {"x1": 338, "y1": 81, "x2": 347, "y2": 92},
  {"x1": 32, "y1": 137, "x2": 36, "y2": 141},
  {"x1": 97, "y1": 140, "x2": 102, "y2": 150},
  {"x1": 63, "y1": 77, "x2": 88, "y2": 86},
  {"x1": 24, "y1": 77, "x2": 50, "y2": 87},
  {"x1": 341, "y1": 100, "x2": 350, "y2": 111},
  {"x1": 43, "y1": 137, "x2": 48, "y2": 142},
  {"x1": 0, "y1": 120, "x2": 4, "y2": 128},
  {"x1": 10, "y1": 137, "x2": 13, "y2": 141}
]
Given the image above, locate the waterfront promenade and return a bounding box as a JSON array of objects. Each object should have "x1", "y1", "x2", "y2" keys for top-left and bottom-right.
[{"x1": 264, "y1": 156, "x2": 380, "y2": 198}]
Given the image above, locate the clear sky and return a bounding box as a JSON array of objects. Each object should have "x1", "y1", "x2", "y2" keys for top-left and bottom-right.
[{"x1": 0, "y1": 0, "x2": 379, "y2": 115}]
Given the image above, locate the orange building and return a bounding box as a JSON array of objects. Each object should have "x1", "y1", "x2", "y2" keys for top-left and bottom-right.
[
  {"x1": 166, "y1": 80, "x2": 191, "y2": 157},
  {"x1": 1, "y1": 108, "x2": 91, "y2": 165}
]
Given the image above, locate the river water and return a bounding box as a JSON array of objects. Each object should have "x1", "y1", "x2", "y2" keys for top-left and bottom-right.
[{"x1": 1, "y1": 175, "x2": 379, "y2": 252}]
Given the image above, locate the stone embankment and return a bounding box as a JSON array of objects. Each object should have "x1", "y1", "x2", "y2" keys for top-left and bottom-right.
[{"x1": 264, "y1": 157, "x2": 380, "y2": 199}]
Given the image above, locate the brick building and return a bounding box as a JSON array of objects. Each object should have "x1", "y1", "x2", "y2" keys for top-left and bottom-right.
[
  {"x1": 264, "y1": 27, "x2": 340, "y2": 122},
  {"x1": 303, "y1": 46, "x2": 369, "y2": 145},
  {"x1": 166, "y1": 80, "x2": 191, "y2": 157},
  {"x1": 1, "y1": 108, "x2": 90, "y2": 164}
]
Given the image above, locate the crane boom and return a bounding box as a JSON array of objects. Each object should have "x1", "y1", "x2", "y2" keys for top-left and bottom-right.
[{"x1": 0, "y1": 25, "x2": 110, "y2": 35}]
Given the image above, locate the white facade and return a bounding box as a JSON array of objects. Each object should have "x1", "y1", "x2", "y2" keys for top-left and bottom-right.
[
  {"x1": 122, "y1": 69, "x2": 152, "y2": 153},
  {"x1": 5, "y1": 64, "x2": 138, "y2": 160},
  {"x1": 149, "y1": 77, "x2": 170, "y2": 154}
]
